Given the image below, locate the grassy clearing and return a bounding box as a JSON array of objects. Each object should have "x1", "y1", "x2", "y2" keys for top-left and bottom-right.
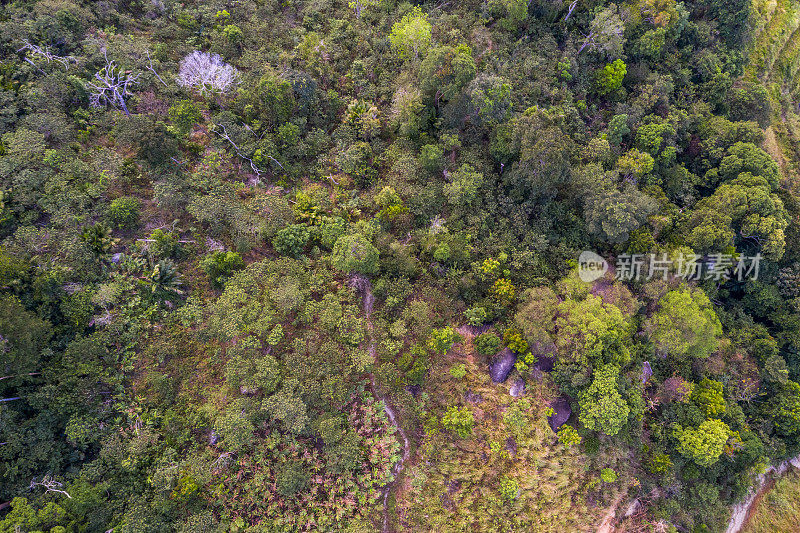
[
  {"x1": 742, "y1": 469, "x2": 800, "y2": 533},
  {"x1": 392, "y1": 333, "x2": 630, "y2": 532},
  {"x1": 745, "y1": 0, "x2": 800, "y2": 185}
]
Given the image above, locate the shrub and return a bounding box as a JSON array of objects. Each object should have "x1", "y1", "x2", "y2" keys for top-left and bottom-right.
[
  {"x1": 646, "y1": 452, "x2": 673, "y2": 475},
  {"x1": 148, "y1": 229, "x2": 182, "y2": 260},
  {"x1": 450, "y1": 363, "x2": 467, "y2": 380},
  {"x1": 108, "y1": 196, "x2": 141, "y2": 229},
  {"x1": 428, "y1": 326, "x2": 458, "y2": 354},
  {"x1": 273, "y1": 224, "x2": 311, "y2": 257},
  {"x1": 168, "y1": 99, "x2": 202, "y2": 137},
  {"x1": 464, "y1": 306, "x2": 488, "y2": 326},
  {"x1": 441, "y1": 406, "x2": 474, "y2": 438},
  {"x1": 557, "y1": 425, "x2": 582, "y2": 448},
  {"x1": 276, "y1": 462, "x2": 310, "y2": 497},
  {"x1": 81, "y1": 223, "x2": 117, "y2": 255},
  {"x1": 200, "y1": 251, "x2": 245, "y2": 288},
  {"x1": 503, "y1": 327, "x2": 529, "y2": 354},
  {"x1": 503, "y1": 399, "x2": 530, "y2": 435},
  {"x1": 476, "y1": 332, "x2": 502, "y2": 356},
  {"x1": 406, "y1": 358, "x2": 429, "y2": 385},
  {"x1": 583, "y1": 435, "x2": 600, "y2": 455},
  {"x1": 499, "y1": 476, "x2": 519, "y2": 502},
  {"x1": 600, "y1": 468, "x2": 618, "y2": 483},
  {"x1": 331, "y1": 233, "x2": 379, "y2": 274}
]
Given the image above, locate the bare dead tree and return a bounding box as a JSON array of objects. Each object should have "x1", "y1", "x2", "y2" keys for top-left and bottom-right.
[
  {"x1": 177, "y1": 51, "x2": 240, "y2": 95},
  {"x1": 86, "y1": 54, "x2": 140, "y2": 116},
  {"x1": 145, "y1": 51, "x2": 167, "y2": 87},
  {"x1": 0, "y1": 372, "x2": 40, "y2": 381},
  {"x1": 578, "y1": 8, "x2": 624, "y2": 55},
  {"x1": 564, "y1": 0, "x2": 578, "y2": 21},
  {"x1": 578, "y1": 32, "x2": 595, "y2": 54},
  {"x1": 213, "y1": 123, "x2": 285, "y2": 182},
  {"x1": 30, "y1": 475, "x2": 72, "y2": 499},
  {"x1": 18, "y1": 40, "x2": 77, "y2": 71}
]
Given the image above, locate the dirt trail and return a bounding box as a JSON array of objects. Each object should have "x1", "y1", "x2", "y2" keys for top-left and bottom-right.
[{"x1": 349, "y1": 275, "x2": 411, "y2": 533}]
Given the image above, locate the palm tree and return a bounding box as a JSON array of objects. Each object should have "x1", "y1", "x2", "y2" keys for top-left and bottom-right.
[{"x1": 148, "y1": 259, "x2": 184, "y2": 298}]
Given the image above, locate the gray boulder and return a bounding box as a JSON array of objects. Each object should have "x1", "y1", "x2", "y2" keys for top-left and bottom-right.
[
  {"x1": 547, "y1": 396, "x2": 572, "y2": 432},
  {"x1": 490, "y1": 348, "x2": 516, "y2": 383},
  {"x1": 533, "y1": 355, "x2": 554, "y2": 372},
  {"x1": 510, "y1": 378, "x2": 525, "y2": 397}
]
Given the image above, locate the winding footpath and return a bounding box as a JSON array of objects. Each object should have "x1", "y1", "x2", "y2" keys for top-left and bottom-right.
[{"x1": 349, "y1": 275, "x2": 411, "y2": 533}]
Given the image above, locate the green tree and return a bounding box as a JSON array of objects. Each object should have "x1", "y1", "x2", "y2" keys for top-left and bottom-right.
[
  {"x1": 674, "y1": 419, "x2": 730, "y2": 467},
  {"x1": 419, "y1": 45, "x2": 476, "y2": 103},
  {"x1": 0, "y1": 497, "x2": 67, "y2": 533},
  {"x1": 690, "y1": 378, "x2": 726, "y2": 418},
  {"x1": 633, "y1": 27, "x2": 666, "y2": 59},
  {"x1": 442, "y1": 406, "x2": 474, "y2": 438},
  {"x1": 585, "y1": 185, "x2": 657, "y2": 243},
  {"x1": 616, "y1": 148, "x2": 655, "y2": 179},
  {"x1": 389, "y1": 7, "x2": 432, "y2": 60},
  {"x1": 428, "y1": 326, "x2": 458, "y2": 354},
  {"x1": 216, "y1": 401, "x2": 256, "y2": 453},
  {"x1": 596, "y1": 59, "x2": 627, "y2": 95},
  {"x1": 688, "y1": 173, "x2": 788, "y2": 259},
  {"x1": 769, "y1": 381, "x2": 800, "y2": 436},
  {"x1": 635, "y1": 122, "x2": 675, "y2": 156},
  {"x1": 468, "y1": 75, "x2": 513, "y2": 125},
  {"x1": 262, "y1": 382, "x2": 310, "y2": 434},
  {"x1": 201, "y1": 251, "x2": 245, "y2": 288},
  {"x1": 247, "y1": 70, "x2": 295, "y2": 129},
  {"x1": 168, "y1": 99, "x2": 202, "y2": 137},
  {"x1": 0, "y1": 296, "x2": 52, "y2": 387},
  {"x1": 607, "y1": 114, "x2": 630, "y2": 145},
  {"x1": 586, "y1": 6, "x2": 626, "y2": 58},
  {"x1": 645, "y1": 288, "x2": 722, "y2": 359},
  {"x1": 108, "y1": 196, "x2": 141, "y2": 229},
  {"x1": 273, "y1": 224, "x2": 311, "y2": 258},
  {"x1": 556, "y1": 295, "x2": 631, "y2": 366},
  {"x1": 495, "y1": 0, "x2": 528, "y2": 29},
  {"x1": 443, "y1": 164, "x2": 484, "y2": 206},
  {"x1": 331, "y1": 233, "x2": 379, "y2": 274},
  {"x1": 579, "y1": 365, "x2": 630, "y2": 436},
  {"x1": 709, "y1": 141, "x2": 779, "y2": 189}
]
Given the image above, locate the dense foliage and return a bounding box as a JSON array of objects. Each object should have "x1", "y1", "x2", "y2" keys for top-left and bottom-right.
[{"x1": 0, "y1": 0, "x2": 799, "y2": 531}]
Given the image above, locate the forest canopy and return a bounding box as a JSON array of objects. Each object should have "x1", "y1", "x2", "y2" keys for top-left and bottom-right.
[{"x1": 1, "y1": 0, "x2": 799, "y2": 531}]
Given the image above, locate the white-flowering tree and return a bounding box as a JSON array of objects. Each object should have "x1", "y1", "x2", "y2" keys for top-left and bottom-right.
[{"x1": 177, "y1": 51, "x2": 240, "y2": 95}]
